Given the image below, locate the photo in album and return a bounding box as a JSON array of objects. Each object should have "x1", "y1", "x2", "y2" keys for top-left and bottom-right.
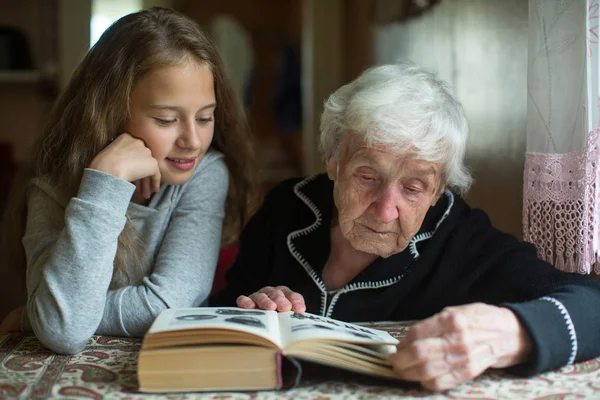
[
  {"x1": 168, "y1": 308, "x2": 270, "y2": 331},
  {"x1": 285, "y1": 312, "x2": 386, "y2": 341}
]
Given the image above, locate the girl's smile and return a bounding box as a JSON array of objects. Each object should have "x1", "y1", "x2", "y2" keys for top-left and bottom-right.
[{"x1": 166, "y1": 157, "x2": 197, "y2": 171}]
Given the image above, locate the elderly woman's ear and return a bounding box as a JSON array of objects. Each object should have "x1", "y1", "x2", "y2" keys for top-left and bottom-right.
[
  {"x1": 325, "y1": 156, "x2": 338, "y2": 180},
  {"x1": 434, "y1": 184, "x2": 446, "y2": 203}
]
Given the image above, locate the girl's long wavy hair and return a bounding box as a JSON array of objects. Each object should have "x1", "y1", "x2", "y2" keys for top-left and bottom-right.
[{"x1": 0, "y1": 7, "x2": 256, "y2": 298}]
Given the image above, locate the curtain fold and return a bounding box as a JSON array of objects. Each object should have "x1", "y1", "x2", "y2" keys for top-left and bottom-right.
[{"x1": 524, "y1": 0, "x2": 600, "y2": 273}]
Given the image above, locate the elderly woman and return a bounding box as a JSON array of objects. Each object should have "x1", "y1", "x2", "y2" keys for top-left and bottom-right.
[{"x1": 210, "y1": 60, "x2": 600, "y2": 391}]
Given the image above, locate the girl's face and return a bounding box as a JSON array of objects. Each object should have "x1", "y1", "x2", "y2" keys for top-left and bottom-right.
[{"x1": 124, "y1": 61, "x2": 216, "y2": 186}]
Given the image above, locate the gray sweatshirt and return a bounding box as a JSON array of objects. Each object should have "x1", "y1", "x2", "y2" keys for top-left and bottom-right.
[{"x1": 21, "y1": 150, "x2": 228, "y2": 354}]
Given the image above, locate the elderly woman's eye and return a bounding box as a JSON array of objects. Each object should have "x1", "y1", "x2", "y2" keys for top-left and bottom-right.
[
  {"x1": 405, "y1": 186, "x2": 422, "y2": 194},
  {"x1": 359, "y1": 175, "x2": 376, "y2": 182}
]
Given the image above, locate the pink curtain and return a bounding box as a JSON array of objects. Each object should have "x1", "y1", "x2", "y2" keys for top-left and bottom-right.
[{"x1": 524, "y1": 0, "x2": 600, "y2": 273}]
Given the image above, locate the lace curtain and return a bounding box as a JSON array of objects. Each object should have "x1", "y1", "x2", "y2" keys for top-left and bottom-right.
[{"x1": 524, "y1": 0, "x2": 600, "y2": 273}]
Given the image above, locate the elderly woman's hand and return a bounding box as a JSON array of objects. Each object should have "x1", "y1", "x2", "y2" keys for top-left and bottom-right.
[
  {"x1": 389, "y1": 303, "x2": 532, "y2": 392},
  {"x1": 0, "y1": 306, "x2": 24, "y2": 334},
  {"x1": 236, "y1": 286, "x2": 306, "y2": 313}
]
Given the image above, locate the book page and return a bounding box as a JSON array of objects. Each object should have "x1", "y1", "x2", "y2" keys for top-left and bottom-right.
[
  {"x1": 277, "y1": 311, "x2": 398, "y2": 349},
  {"x1": 147, "y1": 307, "x2": 282, "y2": 348}
]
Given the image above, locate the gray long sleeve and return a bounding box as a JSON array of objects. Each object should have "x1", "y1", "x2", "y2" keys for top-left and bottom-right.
[{"x1": 21, "y1": 150, "x2": 227, "y2": 354}]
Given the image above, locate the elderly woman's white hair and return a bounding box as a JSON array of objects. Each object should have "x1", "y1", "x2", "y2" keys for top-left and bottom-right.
[{"x1": 320, "y1": 59, "x2": 472, "y2": 195}]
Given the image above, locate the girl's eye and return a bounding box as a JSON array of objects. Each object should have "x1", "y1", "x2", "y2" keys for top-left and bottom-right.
[
  {"x1": 197, "y1": 116, "x2": 214, "y2": 124},
  {"x1": 154, "y1": 118, "x2": 176, "y2": 125}
]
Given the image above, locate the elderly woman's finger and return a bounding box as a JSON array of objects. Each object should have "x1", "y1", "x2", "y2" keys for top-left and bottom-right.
[
  {"x1": 261, "y1": 288, "x2": 292, "y2": 312},
  {"x1": 421, "y1": 355, "x2": 490, "y2": 392},
  {"x1": 249, "y1": 292, "x2": 278, "y2": 310},
  {"x1": 391, "y1": 329, "x2": 498, "y2": 373},
  {"x1": 395, "y1": 339, "x2": 498, "y2": 390},
  {"x1": 272, "y1": 286, "x2": 306, "y2": 313},
  {"x1": 275, "y1": 285, "x2": 296, "y2": 294},
  {"x1": 287, "y1": 292, "x2": 306, "y2": 313},
  {"x1": 390, "y1": 337, "x2": 448, "y2": 369},
  {"x1": 262, "y1": 289, "x2": 293, "y2": 311},
  {"x1": 393, "y1": 358, "x2": 451, "y2": 382},
  {"x1": 236, "y1": 295, "x2": 257, "y2": 309},
  {"x1": 243, "y1": 286, "x2": 306, "y2": 313},
  {"x1": 402, "y1": 306, "x2": 469, "y2": 344},
  {"x1": 273, "y1": 295, "x2": 293, "y2": 312},
  {"x1": 258, "y1": 286, "x2": 275, "y2": 294},
  {"x1": 266, "y1": 289, "x2": 286, "y2": 299}
]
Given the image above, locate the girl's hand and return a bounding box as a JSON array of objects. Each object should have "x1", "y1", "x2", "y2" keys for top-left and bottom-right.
[
  {"x1": 89, "y1": 133, "x2": 161, "y2": 198},
  {"x1": 236, "y1": 286, "x2": 307, "y2": 313},
  {"x1": 0, "y1": 306, "x2": 24, "y2": 333}
]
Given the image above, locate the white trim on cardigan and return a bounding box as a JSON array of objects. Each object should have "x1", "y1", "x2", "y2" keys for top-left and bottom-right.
[{"x1": 540, "y1": 296, "x2": 578, "y2": 365}]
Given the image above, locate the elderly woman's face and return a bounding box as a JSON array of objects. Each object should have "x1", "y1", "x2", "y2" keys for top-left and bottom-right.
[{"x1": 326, "y1": 138, "x2": 442, "y2": 258}]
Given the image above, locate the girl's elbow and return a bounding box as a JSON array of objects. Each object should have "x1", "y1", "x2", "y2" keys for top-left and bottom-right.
[
  {"x1": 40, "y1": 333, "x2": 90, "y2": 354},
  {"x1": 32, "y1": 321, "x2": 93, "y2": 354},
  {"x1": 28, "y1": 306, "x2": 99, "y2": 354}
]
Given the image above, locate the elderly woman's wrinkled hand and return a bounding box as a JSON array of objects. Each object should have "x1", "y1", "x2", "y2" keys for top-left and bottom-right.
[
  {"x1": 236, "y1": 286, "x2": 306, "y2": 313},
  {"x1": 388, "y1": 303, "x2": 533, "y2": 392}
]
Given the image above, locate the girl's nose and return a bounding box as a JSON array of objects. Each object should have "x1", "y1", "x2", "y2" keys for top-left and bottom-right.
[{"x1": 177, "y1": 120, "x2": 202, "y2": 150}]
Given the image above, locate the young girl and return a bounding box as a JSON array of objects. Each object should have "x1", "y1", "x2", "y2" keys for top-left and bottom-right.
[{"x1": 0, "y1": 7, "x2": 255, "y2": 354}]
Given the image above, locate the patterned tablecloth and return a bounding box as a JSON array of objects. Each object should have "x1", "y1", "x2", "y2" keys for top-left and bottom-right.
[{"x1": 2, "y1": 322, "x2": 600, "y2": 399}]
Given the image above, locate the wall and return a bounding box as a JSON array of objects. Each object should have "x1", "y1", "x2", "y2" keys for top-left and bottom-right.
[
  {"x1": 376, "y1": 0, "x2": 528, "y2": 238},
  {"x1": 0, "y1": 0, "x2": 92, "y2": 165},
  {"x1": 58, "y1": 0, "x2": 91, "y2": 88},
  {"x1": 181, "y1": 0, "x2": 303, "y2": 188},
  {"x1": 302, "y1": 0, "x2": 344, "y2": 175},
  {"x1": 0, "y1": 0, "x2": 58, "y2": 164}
]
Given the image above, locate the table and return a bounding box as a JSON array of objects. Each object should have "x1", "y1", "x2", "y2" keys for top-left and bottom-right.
[{"x1": 2, "y1": 322, "x2": 600, "y2": 399}]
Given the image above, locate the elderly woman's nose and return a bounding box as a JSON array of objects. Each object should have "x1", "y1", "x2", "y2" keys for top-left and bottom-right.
[{"x1": 371, "y1": 190, "x2": 400, "y2": 223}]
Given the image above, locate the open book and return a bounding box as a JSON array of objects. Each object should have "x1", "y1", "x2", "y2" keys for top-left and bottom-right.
[{"x1": 138, "y1": 307, "x2": 400, "y2": 393}]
